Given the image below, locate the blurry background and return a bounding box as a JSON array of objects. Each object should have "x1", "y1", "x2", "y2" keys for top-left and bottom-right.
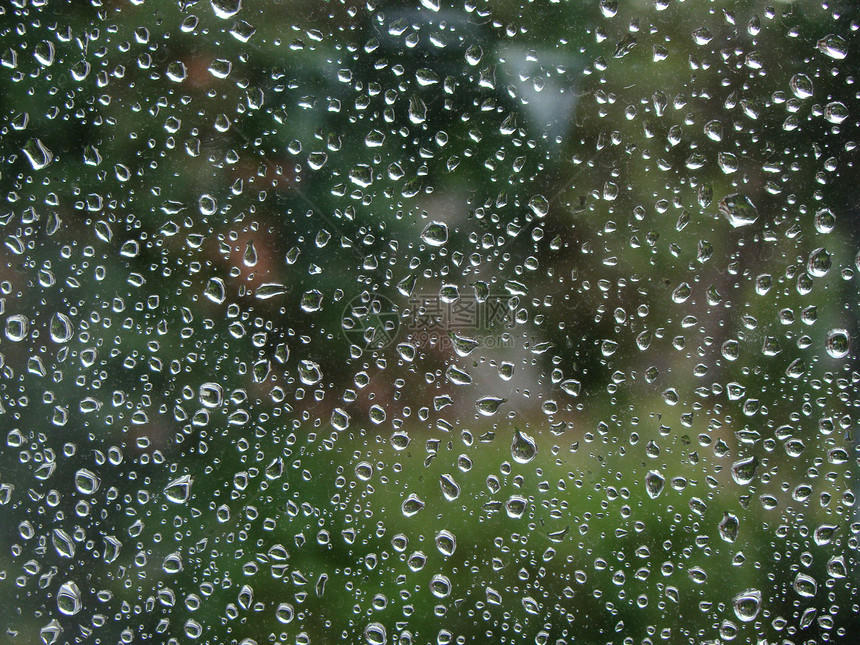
[{"x1": 0, "y1": 0, "x2": 858, "y2": 643}]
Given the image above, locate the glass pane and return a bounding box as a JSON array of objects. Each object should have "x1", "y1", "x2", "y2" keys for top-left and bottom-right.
[{"x1": 1, "y1": 1, "x2": 857, "y2": 644}]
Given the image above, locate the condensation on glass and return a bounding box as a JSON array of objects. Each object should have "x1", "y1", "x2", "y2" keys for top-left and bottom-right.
[{"x1": 0, "y1": 1, "x2": 858, "y2": 644}]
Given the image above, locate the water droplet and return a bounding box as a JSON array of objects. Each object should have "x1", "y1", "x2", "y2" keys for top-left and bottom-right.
[
  {"x1": 22, "y1": 139, "x2": 53, "y2": 170},
  {"x1": 301, "y1": 289, "x2": 323, "y2": 312},
  {"x1": 817, "y1": 34, "x2": 848, "y2": 60},
  {"x1": 505, "y1": 495, "x2": 528, "y2": 518},
  {"x1": 364, "y1": 622, "x2": 387, "y2": 645},
  {"x1": 476, "y1": 396, "x2": 506, "y2": 416},
  {"x1": 204, "y1": 277, "x2": 226, "y2": 304},
  {"x1": 5, "y1": 314, "x2": 29, "y2": 342},
  {"x1": 164, "y1": 475, "x2": 193, "y2": 504},
  {"x1": 688, "y1": 566, "x2": 708, "y2": 583},
  {"x1": 645, "y1": 470, "x2": 664, "y2": 499},
  {"x1": 440, "y1": 474, "x2": 460, "y2": 501},
  {"x1": 298, "y1": 360, "x2": 322, "y2": 385},
  {"x1": 331, "y1": 408, "x2": 350, "y2": 431},
  {"x1": 74, "y1": 468, "x2": 100, "y2": 495},
  {"x1": 522, "y1": 596, "x2": 540, "y2": 614},
  {"x1": 435, "y1": 530, "x2": 456, "y2": 556},
  {"x1": 790, "y1": 73, "x2": 814, "y2": 99},
  {"x1": 719, "y1": 193, "x2": 758, "y2": 228},
  {"x1": 52, "y1": 529, "x2": 75, "y2": 558},
  {"x1": 401, "y1": 494, "x2": 425, "y2": 517},
  {"x1": 511, "y1": 429, "x2": 537, "y2": 464},
  {"x1": 199, "y1": 383, "x2": 223, "y2": 408},
  {"x1": 824, "y1": 101, "x2": 848, "y2": 124},
  {"x1": 162, "y1": 551, "x2": 183, "y2": 574},
  {"x1": 420, "y1": 221, "x2": 448, "y2": 246},
  {"x1": 56, "y1": 581, "x2": 82, "y2": 616},
  {"x1": 826, "y1": 556, "x2": 847, "y2": 579},
  {"x1": 256, "y1": 282, "x2": 289, "y2": 299},
  {"x1": 825, "y1": 329, "x2": 850, "y2": 358},
  {"x1": 813, "y1": 523, "x2": 838, "y2": 546},
  {"x1": 793, "y1": 572, "x2": 818, "y2": 597},
  {"x1": 211, "y1": 0, "x2": 242, "y2": 19},
  {"x1": 199, "y1": 194, "x2": 217, "y2": 216},
  {"x1": 718, "y1": 512, "x2": 739, "y2": 542},
  {"x1": 731, "y1": 456, "x2": 758, "y2": 485},
  {"x1": 807, "y1": 247, "x2": 831, "y2": 277},
  {"x1": 528, "y1": 194, "x2": 549, "y2": 218}
]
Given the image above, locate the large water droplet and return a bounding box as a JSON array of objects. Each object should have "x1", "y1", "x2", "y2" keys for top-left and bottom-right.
[
  {"x1": 718, "y1": 512, "x2": 739, "y2": 542},
  {"x1": 298, "y1": 360, "x2": 322, "y2": 385},
  {"x1": 645, "y1": 470, "x2": 664, "y2": 499},
  {"x1": 817, "y1": 34, "x2": 848, "y2": 60},
  {"x1": 22, "y1": 139, "x2": 53, "y2": 170},
  {"x1": 719, "y1": 193, "x2": 758, "y2": 228},
  {"x1": 731, "y1": 456, "x2": 758, "y2": 485},
  {"x1": 435, "y1": 530, "x2": 456, "y2": 556},
  {"x1": 420, "y1": 221, "x2": 448, "y2": 246},
  {"x1": 5, "y1": 314, "x2": 29, "y2": 341},
  {"x1": 401, "y1": 494, "x2": 425, "y2": 517},
  {"x1": 364, "y1": 622, "x2": 387, "y2": 645},
  {"x1": 211, "y1": 0, "x2": 242, "y2": 19},
  {"x1": 56, "y1": 581, "x2": 82, "y2": 616},
  {"x1": 476, "y1": 396, "x2": 506, "y2": 416},
  {"x1": 793, "y1": 572, "x2": 818, "y2": 597},
  {"x1": 440, "y1": 474, "x2": 460, "y2": 501},
  {"x1": 164, "y1": 475, "x2": 193, "y2": 504},
  {"x1": 74, "y1": 469, "x2": 100, "y2": 495},
  {"x1": 511, "y1": 429, "x2": 537, "y2": 464},
  {"x1": 505, "y1": 495, "x2": 528, "y2": 518}
]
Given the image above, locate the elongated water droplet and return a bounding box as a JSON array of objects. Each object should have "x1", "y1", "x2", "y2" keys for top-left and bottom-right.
[
  {"x1": 718, "y1": 512, "x2": 739, "y2": 542},
  {"x1": 476, "y1": 396, "x2": 506, "y2": 416},
  {"x1": 439, "y1": 474, "x2": 460, "y2": 501}
]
